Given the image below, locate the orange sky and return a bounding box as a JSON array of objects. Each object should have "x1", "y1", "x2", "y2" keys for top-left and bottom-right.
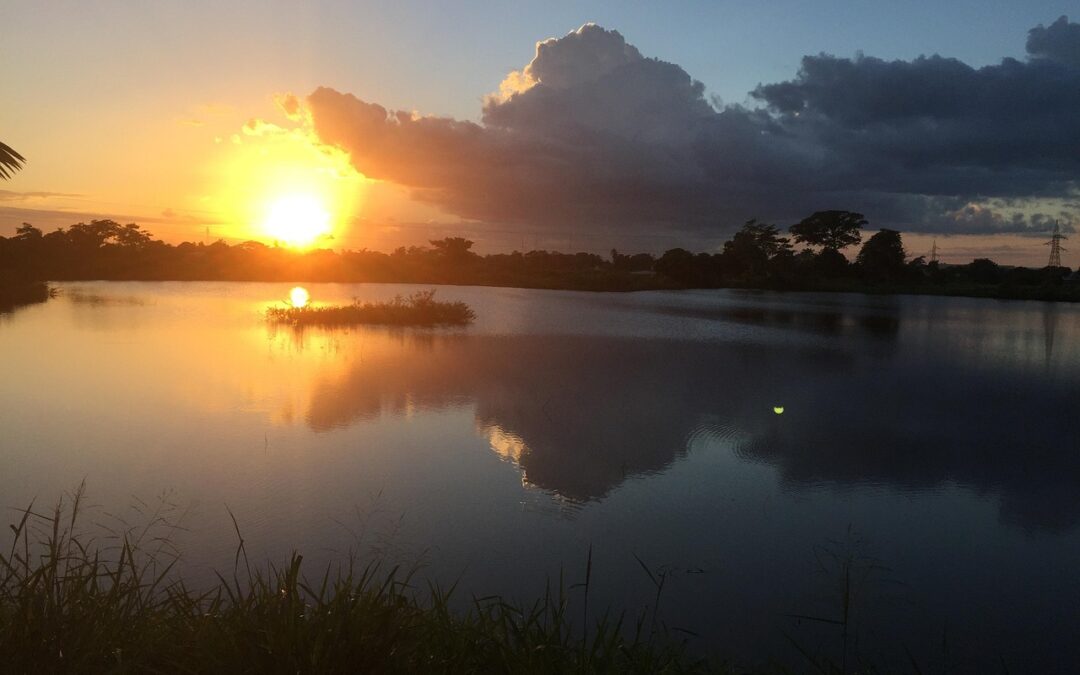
[
  {"x1": 0, "y1": 95, "x2": 456, "y2": 250},
  {"x1": 1, "y1": 3, "x2": 1074, "y2": 267}
]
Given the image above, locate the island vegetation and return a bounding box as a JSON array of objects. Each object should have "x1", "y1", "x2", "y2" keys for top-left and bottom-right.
[
  {"x1": 0, "y1": 211, "x2": 1077, "y2": 304},
  {"x1": 0, "y1": 278, "x2": 49, "y2": 313},
  {"x1": 267, "y1": 289, "x2": 475, "y2": 327}
]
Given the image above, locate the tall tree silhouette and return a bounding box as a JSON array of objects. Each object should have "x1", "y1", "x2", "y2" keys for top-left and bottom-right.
[
  {"x1": 721, "y1": 219, "x2": 791, "y2": 279},
  {"x1": 790, "y1": 210, "x2": 866, "y2": 252},
  {"x1": 857, "y1": 229, "x2": 906, "y2": 281},
  {"x1": 0, "y1": 142, "x2": 25, "y2": 180}
]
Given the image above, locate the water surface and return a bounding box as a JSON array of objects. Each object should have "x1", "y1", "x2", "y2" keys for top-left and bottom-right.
[{"x1": 2, "y1": 282, "x2": 1079, "y2": 671}]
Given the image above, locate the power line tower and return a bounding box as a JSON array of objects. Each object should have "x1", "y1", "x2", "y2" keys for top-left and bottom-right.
[
  {"x1": 929, "y1": 239, "x2": 938, "y2": 264},
  {"x1": 1045, "y1": 221, "x2": 1067, "y2": 268}
]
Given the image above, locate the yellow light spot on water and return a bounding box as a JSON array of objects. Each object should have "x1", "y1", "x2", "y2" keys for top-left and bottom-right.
[
  {"x1": 288, "y1": 286, "x2": 310, "y2": 308},
  {"x1": 773, "y1": 406, "x2": 785, "y2": 415}
]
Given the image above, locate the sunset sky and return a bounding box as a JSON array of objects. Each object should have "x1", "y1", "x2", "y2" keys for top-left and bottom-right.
[{"x1": 2, "y1": 1, "x2": 1077, "y2": 265}]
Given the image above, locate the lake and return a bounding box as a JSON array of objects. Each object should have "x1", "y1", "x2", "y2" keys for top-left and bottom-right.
[{"x1": 2, "y1": 281, "x2": 1079, "y2": 672}]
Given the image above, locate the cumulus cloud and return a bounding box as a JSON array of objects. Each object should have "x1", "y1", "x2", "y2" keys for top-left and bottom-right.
[
  {"x1": 488, "y1": 24, "x2": 643, "y2": 101},
  {"x1": 939, "y1": 203, "x2": 1075, "y2": 236},
  {"x1": 751, "y1": 50, "x2": 1080, "y2": 196},
  {"x1": 1028, "y1": 15, "x2": 1080, "y2": 67},
  {"x1": 242, "y1": 117, "x2": 287, "y2": 136},
  {"x1": 275, "y1": 93, "x2": 305, "y2": 121},
  {"x1": 307, "y1": 20, "x2": 1080, "y2": 240}
]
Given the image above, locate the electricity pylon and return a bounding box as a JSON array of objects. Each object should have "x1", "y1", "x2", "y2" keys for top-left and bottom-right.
[{"x1": 1045, "y1": 222, "x2": 1067, "y2": 268}]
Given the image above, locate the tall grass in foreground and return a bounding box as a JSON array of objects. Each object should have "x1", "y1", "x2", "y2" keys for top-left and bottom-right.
[
  {"x1": 267, "y1": 289, "x2": 476, "y2": 328},
  {"x1": 0, "y1": 487, "x2": 725, "y2": 674}
]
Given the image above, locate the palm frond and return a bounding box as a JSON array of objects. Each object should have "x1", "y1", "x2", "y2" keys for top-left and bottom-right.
[{"x1": 0, "y1": 141, "x2": 26, "y2": 180}]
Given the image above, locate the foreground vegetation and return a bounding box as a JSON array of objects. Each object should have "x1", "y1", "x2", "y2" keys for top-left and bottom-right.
[
  {"x1": 1, "y1": 485, "x2": 1010, "y2": 674},
  {"x1": 267, "y1": 289, "x2": 475, "y2": 327},
  {"x1": 0, "y1": 490, "x2": 726, "y2": 674}
]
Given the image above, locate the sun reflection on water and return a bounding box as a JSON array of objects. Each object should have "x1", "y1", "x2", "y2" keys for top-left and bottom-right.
[{"x1": 288, "y1": 286, "x2": 310, "y2": 308}]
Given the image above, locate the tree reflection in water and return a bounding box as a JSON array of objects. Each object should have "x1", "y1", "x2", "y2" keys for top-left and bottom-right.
[{"x1": 293, "y1": 326, "x2": 1080, "y2": 531}]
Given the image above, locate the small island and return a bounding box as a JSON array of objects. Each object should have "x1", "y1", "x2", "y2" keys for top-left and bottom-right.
[
  {"x1": 0, "y1": 278, "x2": 50, "y2": 313},
  {"x1": 266, "y1": 289, "x2": 475, "y2": 327}
]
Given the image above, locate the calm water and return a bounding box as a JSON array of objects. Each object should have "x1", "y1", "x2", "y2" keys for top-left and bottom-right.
[{"x1": 3, "y1": 282, "x2": 1080, "y2": 671}]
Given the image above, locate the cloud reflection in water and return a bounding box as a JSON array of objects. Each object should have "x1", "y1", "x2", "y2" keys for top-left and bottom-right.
[{"x1": 287, "y1": 324, "x2": 1080, "y2": 530}]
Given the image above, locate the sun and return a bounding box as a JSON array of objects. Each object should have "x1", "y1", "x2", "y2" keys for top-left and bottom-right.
[
  {"x1": 262, "y1": 193, "x2": 332, "y2": 247},
  {"x1": 203, "y1": 113, "x2": 367, "y2": 247}
]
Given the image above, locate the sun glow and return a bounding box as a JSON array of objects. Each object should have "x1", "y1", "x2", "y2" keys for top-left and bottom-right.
[
  {"x1": 205, "y1": 115, "x2": 366, "y2": 247},
  {"x1": 263, "y1": 194, "x2": 331, "y2": 247}
]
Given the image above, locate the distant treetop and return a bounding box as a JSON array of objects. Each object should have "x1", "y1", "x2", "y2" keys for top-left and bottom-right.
[{"x1": 790, "y1": 210, "x2": 866, "y2": 251}]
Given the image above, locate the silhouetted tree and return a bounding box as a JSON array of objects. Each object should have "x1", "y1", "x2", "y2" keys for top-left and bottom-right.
[
  {"x1": 744, "y1": 220, "x2": 792, "y2": 258},
  {"x1": 721, "y1": 219, "x2": 791, "y2": 280},
  {"x1": 905, "y1": 255, "x2": 927, "y2": 281},
  {"x1": 14, "y1": 223, "x2": 42, "y2": 240},
  {"x1": 856, "y1": 229, "x2": 906, "y2": 281},
  {"x1": 115, "y1": 223, "x2": 153, "y2": 249},
  {"x1": 611, "y1": 249, "x2": 654, "y2": 272},
  {"x1": 790, "y1": 210, "x2": 866, "y2": 251},
  {"x1": 67, "y1": 220, "x2": 123, "y2": 250},
  {"x1": 766, "y1": 247, "x2": 801, "y2": 286},
  {"x1": 966, "y1": 258, "x2": 1002, "y2": 285},
  {"x1": 814, "y1": 247, "x2": 851, "y2": 278},
  {"x1": 429, "y1": 237, "x2": 477, "y2": 263},
  {"x1": 628, "y1": 253, "x2": 655, "y2": 271},
  {"x1": 0, "y1": 142, "x2": 24, "y2": 180},
  {"x1": 655, "y1": 248, "x2": 697, "y2": 285}
]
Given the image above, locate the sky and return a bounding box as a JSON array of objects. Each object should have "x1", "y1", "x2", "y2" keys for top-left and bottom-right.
[{"x1": 1, "y1": 1, "x2": 1077, "y2": 265}]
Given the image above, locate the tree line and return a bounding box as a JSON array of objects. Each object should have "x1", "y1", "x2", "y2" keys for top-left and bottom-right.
[
  {"x1": 653, "y1": 211, "x2": 1075, "y2": 297},
  {"x1": 0, "y1": 211, "x2": 1076, "y2": 299}
]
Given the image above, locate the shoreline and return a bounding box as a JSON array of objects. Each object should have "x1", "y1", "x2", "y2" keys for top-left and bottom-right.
[{"x1": 40, "y1": 275, "x2": 1080, "y2": 304}]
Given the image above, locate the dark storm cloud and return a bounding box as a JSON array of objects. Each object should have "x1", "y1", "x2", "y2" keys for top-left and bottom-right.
[
  {"x1": 751, "y1": 48, "x2": 1080, "y2": 196},
  {"x1": 307, "y1": 25, "x2": 726, "y2": 234},
  {"x1": 1028, "y1": 15, "x2": 1080, "y2": 67},
  {"x1": 308, "y1": 20, "x2": 1080, "y2": 239}
]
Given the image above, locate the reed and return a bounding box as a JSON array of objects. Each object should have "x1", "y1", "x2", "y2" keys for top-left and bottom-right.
[
  {"x1": 0, "y1": 487, "x2": 724, "y2": 674},
  {"x1": 267, "y1": 289, "x2": 476, "y2": 328}
]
